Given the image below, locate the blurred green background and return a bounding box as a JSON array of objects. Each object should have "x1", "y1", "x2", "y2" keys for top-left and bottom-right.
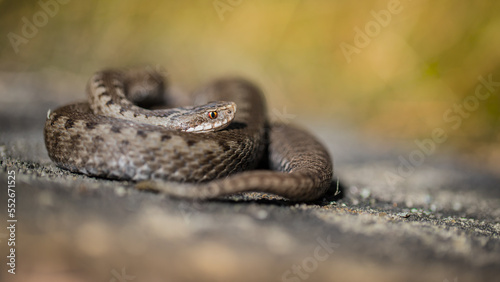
[{"x1": 1, "y1": 0, "x2": 499, "y2": 172}]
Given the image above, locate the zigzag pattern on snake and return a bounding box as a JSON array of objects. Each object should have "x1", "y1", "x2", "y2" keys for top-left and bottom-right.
[{"x1": 43, "y1": 68, "x2": 333, "y2": 201}]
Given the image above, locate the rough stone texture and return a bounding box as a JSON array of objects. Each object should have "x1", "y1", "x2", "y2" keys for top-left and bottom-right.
[{"x1": 0, "y1": 72, "x2": 499, "y2": 282}]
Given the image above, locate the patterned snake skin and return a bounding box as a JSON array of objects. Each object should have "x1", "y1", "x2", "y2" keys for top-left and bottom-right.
[{"x1": 44, "y1": 68, "x2": 333, "y2": 201}]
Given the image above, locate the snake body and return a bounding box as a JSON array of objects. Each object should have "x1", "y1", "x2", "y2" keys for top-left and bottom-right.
[{"x1": 44, "y1": 68, "x2": 333, "y2": 201}]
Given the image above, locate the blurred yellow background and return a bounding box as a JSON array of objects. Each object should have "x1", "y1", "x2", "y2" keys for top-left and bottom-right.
[{"x1": 1, "y1": 0, "x2": 499, "y2": 171}]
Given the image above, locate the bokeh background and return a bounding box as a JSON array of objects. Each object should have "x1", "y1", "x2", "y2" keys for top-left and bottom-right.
[{"x1": 1, "y1": 0, "x2": 499, "y2": 172}]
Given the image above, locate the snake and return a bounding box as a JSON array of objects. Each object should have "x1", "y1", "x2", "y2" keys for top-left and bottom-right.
[{"x1": 43, "y1": 68, "x2": 333, "y2": 201}]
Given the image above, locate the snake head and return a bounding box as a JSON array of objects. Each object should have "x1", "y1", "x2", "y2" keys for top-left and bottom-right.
[{"x1": 180, "y1": 101, "x2": 236, "y2": 133}]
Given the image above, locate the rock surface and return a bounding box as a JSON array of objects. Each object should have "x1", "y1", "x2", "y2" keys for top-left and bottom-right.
[{"x1": 0, "y1": 73, "x2": 499, "y2": 282}]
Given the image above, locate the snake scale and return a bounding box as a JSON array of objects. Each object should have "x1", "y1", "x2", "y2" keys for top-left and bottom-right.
[{"x1": 43, "y1": 68, "x2": 333, "y2": 201}]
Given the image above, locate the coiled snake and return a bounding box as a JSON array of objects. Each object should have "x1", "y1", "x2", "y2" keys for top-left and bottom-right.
[{"x1": 44, "y1": 68, "x2": 333, "y2": 201}]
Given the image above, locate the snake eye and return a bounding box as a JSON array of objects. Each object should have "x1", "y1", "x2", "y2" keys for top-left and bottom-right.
[{"x1": 208, "y1": 111, "x2": 218, "y2": 119}]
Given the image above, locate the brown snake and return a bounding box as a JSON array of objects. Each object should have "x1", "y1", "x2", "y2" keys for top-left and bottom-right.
[{"x1": 43, "y1": 68, "x2": 333, "y2": 201}]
